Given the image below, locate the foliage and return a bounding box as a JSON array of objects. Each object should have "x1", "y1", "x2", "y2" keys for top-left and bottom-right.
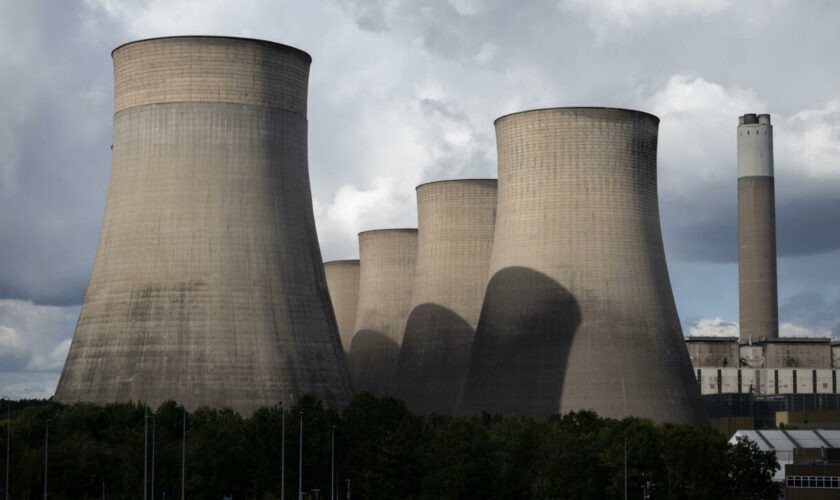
[{"x1": 0, "y1": 395, "x2": 780, "y2": 499}]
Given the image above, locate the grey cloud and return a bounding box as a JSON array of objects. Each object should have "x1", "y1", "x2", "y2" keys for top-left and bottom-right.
[{"x1": 780, "y1": 291, "x2": 840, "y2": 338}]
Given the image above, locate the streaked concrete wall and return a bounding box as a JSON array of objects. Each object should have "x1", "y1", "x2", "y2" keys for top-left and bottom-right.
[
  {"x1": 738, "y1": 113, "x2": 779, "y2": 341},
  {"x1": 349, "y1": 229, "x2": 418, "y2": 395},
  {"x1": 55, "y1": 36, "x2": 353, "y2": 414},
  {"x1": 324, "y1": 260, "x2": 360, "y2": 352},
  {"x1": 458, "y1": 107, "x2": 706, "y2": 424},
  {"x1": 392, "y1": 179, "x2": 497, "y2": 413}
]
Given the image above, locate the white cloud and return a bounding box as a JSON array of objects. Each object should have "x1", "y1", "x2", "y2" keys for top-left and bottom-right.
[
  {"x1": 779, "y1": 322, "x2": 832, "y2": 338},
  {"x1": 0, "y1": 371, "x2": 61, "y2": 400},
  {"x1": 776, "y1": 101, "x2": 840, "y2": 182},
  {"x1": 686, "y1": 317, "x2": 739, "y2": 337},
  {"x1": 0, "y1": 299, "x2": 79, "y2": 374}
]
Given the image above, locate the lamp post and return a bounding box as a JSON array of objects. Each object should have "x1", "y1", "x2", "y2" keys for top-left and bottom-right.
[
  {"x1": 43, "y1": 418, "x2": 50, "y2": 500},
  {"x1": 181, "y1": 406, "x2": 186, "y2": 500},
  {"x1": 147, "y1": 415, "x2": 156, "y2": 500},
  {"x1": 623, "y1": 437, "x2": 627, "y2": 500},
  {"x1": 331, "y1": 425, "x2": 336, "y2": 500},
  {"x1": 3, "y1": 396, "x2": 9, "y2": 500},
  {"x1": 136, "y1": 374, "x2": 149, "y2": 500},
  {"x1": 298, "y1": 411, "x2": 303, "y2": 500},
  {"x1": 279, "y1": 402, "x2": 285, "y2": 500}
]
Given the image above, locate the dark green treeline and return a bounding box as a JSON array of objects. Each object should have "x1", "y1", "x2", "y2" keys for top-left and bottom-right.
[{"x1": 0, "y1": 393, "x2": 778, "y2": 499}]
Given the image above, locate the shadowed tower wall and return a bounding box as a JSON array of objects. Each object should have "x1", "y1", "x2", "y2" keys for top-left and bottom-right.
[
  {"x1": 324, "y1": 260, "x2": 360, "y2": 352},
  {"x1": 457, "y1": 107, "x2": 706, "y2": 424},
  {"x1": 349, "y1": 229, "x2": 418, "y2": 395},
  {"x1": 392, "y1": 179, "x2": 497, "y2": 413},
  {"x1": 738, "y1": 113, "x2": 779, "y2": 342},
  {"x1": 55, "y1": 36, "x2": 353, "y2": 414}
]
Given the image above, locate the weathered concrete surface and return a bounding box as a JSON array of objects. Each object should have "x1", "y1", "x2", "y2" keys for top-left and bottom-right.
[
  {"x1": 392, "y1": 179, "x2": 497, "y2": 413},
  {"x1": 457, "y1": 107, "x2": 707, "y2": 424},
  {"x1": 324, "y1": 260, "x2": 360, "y2": 352},
  {"x1": 348, "y1": 229, "x2": 417, "y2": 395},
  {"x1": 738, "y1": 113, "x2": 779, "y2": 342},
  {"x1": 55, "y1": 36, "x2": 353, "y2": 415}
]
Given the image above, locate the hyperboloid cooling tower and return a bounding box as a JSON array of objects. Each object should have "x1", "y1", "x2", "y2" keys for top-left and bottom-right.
[
  {"x1": 348, "y1": 229, "x2": 418, "y2": 395},
  {"x1": 391, "y1": 180, "x2": 497, "y2": 413},
  {"x1": 456, "y1": 107, "x2": 707, "y2": 424},
  {"x1": 738, "y1": 113, "x2": 779, "y2": 342},
  {"x1": 55, "y1": 36, "x2": 353, "y2": 414},
  {"x1": 324, "y1": 260, "x2": 360, "y2": 352}
]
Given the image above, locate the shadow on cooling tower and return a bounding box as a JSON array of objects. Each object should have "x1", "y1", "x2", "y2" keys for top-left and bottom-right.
[
  {"x1": 347, "y1": 330, "x2": 401, "y2": 395},
  {"x1": 457, "y1": 266, "x2": 581, "y2": 417},
  {"x1": 392, "y1": 304, "x2": 474, "y2": 414}
]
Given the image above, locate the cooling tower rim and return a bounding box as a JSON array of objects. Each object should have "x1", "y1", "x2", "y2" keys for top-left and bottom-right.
[
  {"x1": 357, "y1": 228, "x2": 418, "y2": 237},
  {"x1": 112, "y1": 36, "x2": 312, "y2": 63},
  {"x1": 415, "y1": 178, "x2": 498, "y2": 190},
  {"x1": 493, "y1": 106, "x2": 659, "y2": 125},
  {"x1": 324, "y1": 259, "x2": 360, "y2": 266}
]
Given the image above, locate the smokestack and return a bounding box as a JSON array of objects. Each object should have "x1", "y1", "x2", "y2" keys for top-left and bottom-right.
[
  {"x1": 392, "y1": 179, "x2": 497, "y2": 413},
  {"x1": 324, "y1": 260, "x2": 361, "y2": 352},
  {"x1": 349, "y1": 229, "x2": 418, "y2": 394},
  {"x1": 55, "y1": 37, "x2": 353, "y2": 414},
  {"x1": 457, "y1": 107, "x2": 707, "y2": 424},
  {"x1": 738, "y1": 113, "x2": 779, "y2": 342}
]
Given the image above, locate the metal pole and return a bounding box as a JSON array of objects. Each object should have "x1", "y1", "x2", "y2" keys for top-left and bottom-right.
[
  {"x1": 331, "y1": 425, "x2": 335, "y2": 500},
  {"x1": 43, "y1": 419, "x2": 49, "y2": 500},
  {"x1": 137, "y1": 374, "x2": 148, "y2": 500},
  {"x1": 623, "y1": 437, "x2": 627, "y2": 500},
  {"x1": 298, "y1": 412, "x2": 303, "y2": 500},
  {"x1": 5, "y1": 398, "x2": 10, "y2": 500},
  {"x1": 181, "y1": 407, "x2": 186, "y2": 500},
  {"x1": 280, "y1": 402, "x2": 285, "y2": 500},
  {"x1": 151, "y1": 416, "x2": 156, "y2": 500}
]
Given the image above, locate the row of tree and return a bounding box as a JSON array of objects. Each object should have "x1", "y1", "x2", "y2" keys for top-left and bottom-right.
[{"x1": 0, "y1": 393, "x2": 779, "y2": 499}]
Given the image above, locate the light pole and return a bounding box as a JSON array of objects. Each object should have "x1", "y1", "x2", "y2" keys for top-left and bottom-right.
[
  {"x1": 331, "y1": 425, "x2": 336, "y2": 500},
  {"x1": 298, "y1": 411, "x2": 303, "y2": 500},
  {"x1": 43, "y1": 418, "x2": 50, "y2": 500},
  {"x1": 147, "y1": 415, "x2": 156, "y2": 500},
  {"x1": 136, "y1": 374, "x2": 149, "y2": 500},
  {"x1": 3, "y1": 396, "x2": 10, "y2": 500},
  {"x1": 280, "y1": 402, "x2": 285, "y2": 500},
  {"x1": 181, "y1": 406, "x2": 186, "y2": 500},
  {"x1": 623, "y1": 437, "x2": 627, "y2": 500}
]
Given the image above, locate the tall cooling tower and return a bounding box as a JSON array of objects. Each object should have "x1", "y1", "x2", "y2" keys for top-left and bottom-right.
[
  {"x1": 392, "y1": 180, "x2": 497, "y2": 413},
  {"x1": 738, "y1": 113, "x2": 779, "y2": 342},
  {"x1": 457, "y1": 107, "x2": 706, "y2": 424},
  {"x1": 55, "y1": 36, "x2": 353, "y2": 414},
  {"x1": 324, "y1": 260, "x2": 360, "y2": 352},
  {"x1": 348, "y1": 229, "x2": 418, "y2": 395}
]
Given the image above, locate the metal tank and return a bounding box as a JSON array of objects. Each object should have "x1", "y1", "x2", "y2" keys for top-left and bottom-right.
[
  {"x1": 55, "y1": 36, "x2": 353, "y2": 414},
  {"x1": 348, "y1": 229, "x2": 418, "y2": 395},
  {"x1": 457, "y1": 107, "x2": 707, "y2": 424},
  {"x1": 391, "y1": 179, "x2": 497, "y2": 413},
  {"x1": 324, "y1": 259, "x2": 360, "y2": 352},
  {"x1": 738, "y1": 113, "x2": 779, "y2": 342}
]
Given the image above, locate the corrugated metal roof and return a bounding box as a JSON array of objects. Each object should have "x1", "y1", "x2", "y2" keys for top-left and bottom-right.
[{"x1": 729, "y1": 429, "x2": 840, "y2": 482}]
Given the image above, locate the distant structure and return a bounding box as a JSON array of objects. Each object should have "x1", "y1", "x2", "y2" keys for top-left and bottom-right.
[
  {"x1": 349, "y1": 229, "x2": 418, "y2": 394},
  {"x1": 55, "y1": 36, "x2": 353, "y2": 414},
  {"x1": 324, "y1": 260, "x2": 361, "y2": 352},
  {"x1": 392, "y1": 179, "x2": 497, "y2": 413},
  {"x1": 738, "y1": 113, "x2": 779, "y2": 342},
  {"x1": 457, "y1": 107, "x2": 707, "y2": 424}
]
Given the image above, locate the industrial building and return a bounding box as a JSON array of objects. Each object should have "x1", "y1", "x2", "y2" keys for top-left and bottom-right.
[
  {"x1": 55, "y1": 37, "x2": 353, "y2": 414},
  {"x1": 457, "y1": 107, "x2": 707, "y2": 423},
  {"x1": 349, "y1": 229, "x2": 418, "y2": 395},
  {"x1": 324, "y1": 259, "x2": 361, "y2": 352},
  {"x1": 392, "y1": 179, "x2": 497, "y2": 413}
]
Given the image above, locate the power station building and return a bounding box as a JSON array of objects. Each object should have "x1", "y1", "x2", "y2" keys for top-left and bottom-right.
[
  {"x1": 349, "y1": 229, "x2": 418, "y2": 395},
  {"x1": 738, "y1": 113, "x2": 779, "y2": 342},
  {"x1": 392, "y1": 179, "x2": 497, "y2": 413},
  {"x1": 324, "y1": 259, "x2": 361, "y2": 352},
  {"x1": 55, "y1": 36, "x2": 353, "y2": 414},
  {"x1": 457, "y1": 107, "x2": 707, "y2": 424}
]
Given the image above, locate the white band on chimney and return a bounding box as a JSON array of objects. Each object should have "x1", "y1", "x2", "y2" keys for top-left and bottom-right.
[{"x1": 737, "y1": 115, "x2": 774, "y2": 178}]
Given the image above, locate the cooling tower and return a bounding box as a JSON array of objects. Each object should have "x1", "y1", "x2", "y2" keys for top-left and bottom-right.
[
  {"x1": 457, "y1": 107, "x2": 707, "y2": 424},
  {"x1": 348, "y1": 229, "x2": 418, "y2": 395},
  {"x1": 324, "y1": 260, "x2": 360, "y2": 352},
  {"x1": 391, "y1": 179, "x2": 497, "y2": 413},
  {"x1": 738, "y1": 113, "x2": 779, "y2": 342},
  {"x1": 55, "y1": 36, "x2": 353, "y2": 414}
]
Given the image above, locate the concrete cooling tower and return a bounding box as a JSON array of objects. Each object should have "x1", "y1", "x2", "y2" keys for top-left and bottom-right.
[
  {"x1": 348, "y1": 229, "x2": 418, "y2": 395},
  {"x1": 55, "y1": 36, "x2": 353, "y2": 414},
  {"x1": 324, "y1": 260, "x2": 360, "y2": 352},
  {"x1": 738, "y1": 113, "x2": 779, "y2": 342},
  {"x1": 457, "y1": 107, "x2": 707, "y2": 424},
  {"x1": 392, "y1": 180, "x2": 497, "y2": 413}
]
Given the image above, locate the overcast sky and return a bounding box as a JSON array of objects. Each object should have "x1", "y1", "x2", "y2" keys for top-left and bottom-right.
[{"x1": 1, "y1": 0, "x2": 838, "y2": 399}]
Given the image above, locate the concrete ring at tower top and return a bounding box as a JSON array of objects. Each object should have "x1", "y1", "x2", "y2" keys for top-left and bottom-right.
[
  {"x1": 414, "y1": 178, "x2": 497, "y2": 190},
  {"x1": 357, "y1": 228, "x2": 419, "y2": 237},
  {"x1": 493, "y1": 106, "x2": 659, "y2": 125},
  {"x1": 112, "y1": 36, "x2": 311, "y2": 115}
]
